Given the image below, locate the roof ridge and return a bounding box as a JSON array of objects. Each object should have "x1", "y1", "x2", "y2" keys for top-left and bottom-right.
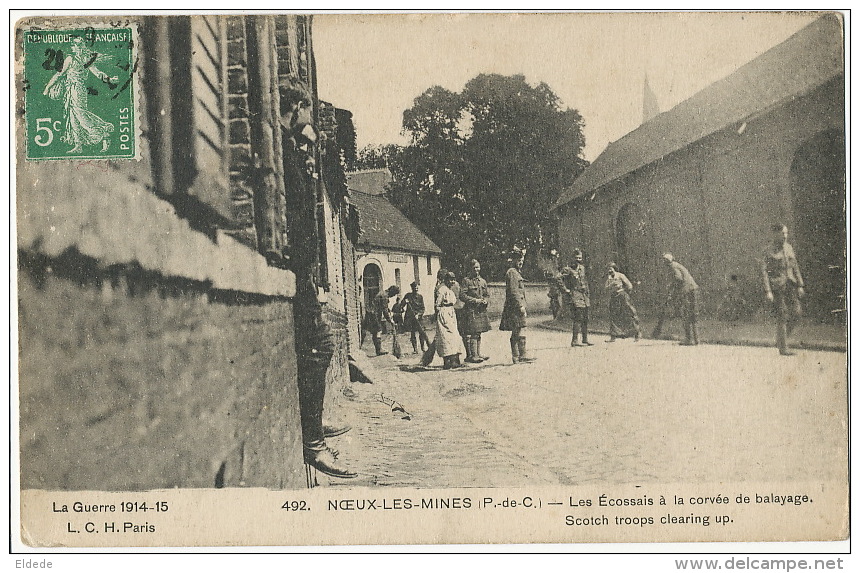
[{"x1": 553, "y1": 14, "x2": 843, "y2": 210}]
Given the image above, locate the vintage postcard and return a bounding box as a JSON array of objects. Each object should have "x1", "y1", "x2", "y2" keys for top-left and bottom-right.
[{"x1": 12, "y1": 11, "x2": 848, "y2": 551}]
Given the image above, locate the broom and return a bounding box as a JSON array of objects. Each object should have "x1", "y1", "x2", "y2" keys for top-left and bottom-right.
[{"x1": 391, "y1": 323, "x2": 402, "y2": 358}]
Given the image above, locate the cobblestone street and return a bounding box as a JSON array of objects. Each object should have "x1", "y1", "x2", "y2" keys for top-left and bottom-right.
[{"x1": 321, "y1": 319, "x2": 848, "y2": 489}]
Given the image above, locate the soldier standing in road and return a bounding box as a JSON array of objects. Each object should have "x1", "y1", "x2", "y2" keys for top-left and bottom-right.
[
  {"x1": 396, "y1": 281, "x2": 430, "y2": 354},
  {"x1": 363, "y1": 285, "x2": 400, "y2": 356},
  {"x1": 500, "y1": 250, "x2": 536, "y2": 363},
  {"x1": 761, "y1": 223, "x2": 805, "y2": 356},
  {"x1": 661, "y1": 253, "x2": 700, "y2": 346},
  {"x1": 561, "y1": 249, "x2": 593, "y2": 346},
  {"x1": 459, "y1": 259, "x2": 491, "y2": 363}
]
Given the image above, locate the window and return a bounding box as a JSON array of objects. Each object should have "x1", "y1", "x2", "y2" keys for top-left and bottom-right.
[
  {"x1": 394, "y1": 268, "x2": 401, "y2": 292},
  {"x1": 413, "y1": 255, "x2": 420, "y2": 284},
  {"x1": 426, "y1": 256, "x2": 432, "y2": 276}
]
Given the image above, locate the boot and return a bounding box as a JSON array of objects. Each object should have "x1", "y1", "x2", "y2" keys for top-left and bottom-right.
[
  {"x1": 681, "y1": 323, "x2": 695, "y2": 346},
  {"x1": 571, "y1": 323, "x2": 580, "y2": 346},
  {"x1": 465, "y1": 337, "x2": 482, "y2": 363},
  {"x1": 323, "y1": 423, "x2": 352, "y2": 438},
  {"x1": 476, "y1": 336, "x2": 489, "y2": 362},
  {"x1": 373, "y1": 337, "x2": 388, "y2": 356},
  {"x1": 510, "y1": 338, "x2": 520, "y2": 364},
  {"x1": 518, "y1": 337, "x2": 536, "y2": 362},
  {"x1": 691, "y1": 322, "x2": 700, "y2": 345},
  {"x1": 463, "y1": 336, "x2": 474, "y2": 362},
  {"x1": 304, "y1": 446, "x2": 357, "y2": 479},
  {"x1": 581, "y1": 324, "x2": 594, "y2": 346},
  {"x1": 452, "y1": 354, "x2": 466, "y2": 368},
  {"x1": 777, "y1": 320, "x2": 793, "y2": 355}
]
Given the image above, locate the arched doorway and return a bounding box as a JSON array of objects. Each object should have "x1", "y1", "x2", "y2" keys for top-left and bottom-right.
[
  {"x1": 362, "y1": 263, "x2": 382, "y2": 309},
  {"x1": 790, "y1": 130, "x2": 846, "y2": 322},
  {"x1": 615, "y1": 202, "x2": 652, "y2": 300}
]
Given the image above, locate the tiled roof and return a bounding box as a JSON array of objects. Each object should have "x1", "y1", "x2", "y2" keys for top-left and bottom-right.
[
  {"x1": 349, "y1": 190, "x2": 443, "y2": 255},
  {"x1": 345, "y1": 169, "x2": 392, "y2": 196},
  {"x1": 554, "y1": 14, "x2": 844, "y2": 209}
]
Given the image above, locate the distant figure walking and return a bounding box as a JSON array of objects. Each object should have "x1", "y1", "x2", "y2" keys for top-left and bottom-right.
[
  {"x1": 435, "y1": 271, "x2": 466, "y2": 369},
  {"x1": 500, "y1": 250, "x2": 535, "y2": 363},
  {"x1": 604, "y1": 263, "x2": 641, "y2": 342},
  {"x1": 659, "y1": 253, "x2": 700, "y2": 346},
  {"x1": 459, "y1": 259, "x2": 491, "y2": 363},
  {"x1": 761, "y1": 223, "x2": 805, "y2": 356}
]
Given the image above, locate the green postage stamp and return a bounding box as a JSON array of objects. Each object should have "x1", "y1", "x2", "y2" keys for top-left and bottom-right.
[{"x1": 22, "y1": 25, "x2": 138, "y2": 160}]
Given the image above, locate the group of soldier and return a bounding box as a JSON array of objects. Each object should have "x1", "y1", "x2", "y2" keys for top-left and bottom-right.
[
  {"x1": 362, "y1": 259, "x2": 495, "y2": 368},
  {"x1": 363, "y1": 221, "x2": 806, "y2": 379},
  {"x1": 547, "y1": 222, "x2": 806, "y2": 356}
]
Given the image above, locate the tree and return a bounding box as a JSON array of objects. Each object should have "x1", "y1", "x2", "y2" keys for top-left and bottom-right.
[{"x1": 383, "y1": 74, "x2": 588, "y2": 279}]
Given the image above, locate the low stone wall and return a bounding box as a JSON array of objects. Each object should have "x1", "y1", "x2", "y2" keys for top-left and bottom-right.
[{"x1": 486, "y1": 281, "x2": 553, "y2": 319}]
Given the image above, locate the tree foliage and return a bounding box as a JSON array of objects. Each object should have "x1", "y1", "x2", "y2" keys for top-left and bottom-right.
[{"x1": 360, "y1": 74, "x2": 588, "y2": 280}]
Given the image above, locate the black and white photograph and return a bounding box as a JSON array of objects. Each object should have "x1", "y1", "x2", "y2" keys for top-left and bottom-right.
[{"x1": 12, "y1": 10, "x2": 848, "y2": 551}]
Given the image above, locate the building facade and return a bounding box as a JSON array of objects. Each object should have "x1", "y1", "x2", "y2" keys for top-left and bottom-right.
[
  {"x1": 553, "y1": 15, "x2": 845, "y2": 321},
  {"x1": 347, "y1": 170, "x2": 443, "y2": 319},
  {"x1": 16, "y1": 15, "x2": 354, "y2": 490}
]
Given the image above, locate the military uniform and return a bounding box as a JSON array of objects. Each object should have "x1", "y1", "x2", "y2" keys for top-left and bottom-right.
[
  {"x1": 761, "y1": 241, "x2": 804, "y2": 355},
  {"x1": 396, "y1": 290, "x2": 429, "y2": 353},
  {"x1": 362, "y1": 290, "x2": 394, "y2": 355},
  {"x1": 500, "y1": 263, "x2": 535, "y2": 363},
  {"x1": 459, "y1": 275, "x2": 491, "y2": 334},
  {"x1": 668, "y1": 260, "x2": 700, "y2": 345},
  {"x1": 500, "y1": 266, "x2": 527, "y2": 331},
  {"x1": 562, "y1": 263, "x2": 592, "y2": 345},
  {"x1": 460, "y1": 273, "x2": 491, "y2": 362}
]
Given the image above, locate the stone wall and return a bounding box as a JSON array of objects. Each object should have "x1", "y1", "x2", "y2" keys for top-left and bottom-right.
[
  {"x1": 486, "y1": 282, "x2": 553, "y2": 319},
  {"x1": 18, "y1": 252, "x2": 304, "y2": 491}
]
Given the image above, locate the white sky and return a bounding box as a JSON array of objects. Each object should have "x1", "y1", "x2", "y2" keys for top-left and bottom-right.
[{"x1": 314, "y1": 12, "x2": 821, "y2": 162}]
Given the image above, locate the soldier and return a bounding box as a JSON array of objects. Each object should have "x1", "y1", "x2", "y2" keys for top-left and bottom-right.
[
  {"x1": 561, "y1": 249, "x2": 593, "y2": 346},
  {"x1": 363, "y1": 285, "x2": 400, "y2": 356},
  {"x1": 395, "y1": 281, "x2": 430, "y2": 354},
  {"x1": 500, "y1": 250, "x2": 536, "y2": 363},
  {"x1": 459, "y1": 259, "x2": 491, "y2": 363},
  {"x1": 661, "y1": 253, "x2": 700, "y2": 346},
  {"x1": 279, "y1": 79, "x2": 354, "y2": 479},
  {"x1": 761, "y1": 223, "x2": 805, "y2": 356}
]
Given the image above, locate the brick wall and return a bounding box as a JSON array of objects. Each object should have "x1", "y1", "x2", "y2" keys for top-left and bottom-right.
[
  {"x1": 225, "y1": 16, "x2": 256, "y2": 250},
  {"x1": 15, "y1": 15, "x2": 307, "y2": 491},
  {"x1": 18, "y1": 252, "x2": 305, "y2": 490}
]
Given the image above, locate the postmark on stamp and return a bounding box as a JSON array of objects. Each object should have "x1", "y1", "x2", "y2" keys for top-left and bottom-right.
[{"x1": 22, "y1": 25, "x2": 139, "y2": 160}]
